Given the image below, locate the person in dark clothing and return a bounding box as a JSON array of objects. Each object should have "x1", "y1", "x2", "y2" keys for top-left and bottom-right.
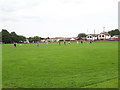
[
  {"x1": 81, "y1": 41, "x2": 83, "y2": 44},
  {"x1": 59, "y1": 41, "x2": 60, "y2": 45},
  {"x1": 14, "y1": 43, "x2": 16, "y2": 47},
  {"x1": 64, "y1": 41, "x2": 66, "y2": 45},
  {"x1": 90, "y1": 40, "x2": 92, "y2": 44}
]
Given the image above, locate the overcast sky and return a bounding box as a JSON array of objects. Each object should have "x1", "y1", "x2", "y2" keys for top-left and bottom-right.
[{"x1": 0, "y1": 0, "x2": 119, "y2": 38}]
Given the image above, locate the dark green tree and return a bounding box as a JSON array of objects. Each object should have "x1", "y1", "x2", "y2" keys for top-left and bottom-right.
[
  {"x1": 78, "y1": 33, "x2": 87, "y2": 38},
  {"x1": 47, "y1": 37, "x2": 50, "y2": 39},
  {"x1": 10, "y1": 32, "x2": 18, "y2": 42},
  {"x1": 32, "y1": 36, "x2": 41, "y2": 42},
  {"x1": 1, "y1": 29, "x2": 26, "y2": 43},
  {"x1": 2, "y1": 29, "x2": 11, "y2": 43},
  {"x1": 108, "y1": 29, "x2": 119, "y2": 37},
  {"x1": 28, "y1": 37, "x2": 33, "y2": 42},
  {"x1": 17, "y1": 35, "x2": 26, "y2": 42}
]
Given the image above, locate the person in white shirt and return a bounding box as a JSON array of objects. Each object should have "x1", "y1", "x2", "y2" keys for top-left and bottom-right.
[
  {"x1": 47, "y1": 41, "x2": 48, "y2": 45},
  {"x1": 77, "y1": 41, "x2": 79, "y2": 44}
]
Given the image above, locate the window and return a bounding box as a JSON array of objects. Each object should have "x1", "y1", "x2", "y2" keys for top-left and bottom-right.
[{"x1": 102, "y1": 35, "x2": 104, "y2": 37}]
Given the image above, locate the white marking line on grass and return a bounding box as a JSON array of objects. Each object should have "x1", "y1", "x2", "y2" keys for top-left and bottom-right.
[{"x1": 80, "y1": 77, "x2": 118, "y2": 88}]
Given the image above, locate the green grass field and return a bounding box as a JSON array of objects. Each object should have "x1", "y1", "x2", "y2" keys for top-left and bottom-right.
[{"x1": 2, "y1": 41, "x2": 118, "y2": 88}]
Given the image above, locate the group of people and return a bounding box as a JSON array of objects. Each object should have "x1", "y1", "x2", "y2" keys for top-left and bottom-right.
[
  {"x1": 14, "y1": 40, "x2": 92, "y2": 47},
  {"x1": 58, "y1": 40, "x2": 92, "y2": 46},
  {"x1": 37, "y1": 41, "x2": 48, "y2": 46}
]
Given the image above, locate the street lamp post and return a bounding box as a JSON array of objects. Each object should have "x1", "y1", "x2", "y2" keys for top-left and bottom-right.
[{"x1": 103, "y1": 27, "x2": 105, "y2": 32}]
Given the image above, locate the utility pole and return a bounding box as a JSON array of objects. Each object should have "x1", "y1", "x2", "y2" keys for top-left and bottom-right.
[
  {"x1": 87, "y1": 29, "x2": 88, "y2": 34},
  {"x1": 103, "y1": 27, "x2": 105, "y2": 32},
  {"x1": 94, "y1": 29, "x2": 95, "y2": 35}
]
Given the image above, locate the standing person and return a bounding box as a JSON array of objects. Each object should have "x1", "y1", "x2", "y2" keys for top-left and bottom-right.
[
  {"x1": 59, "y1": 41, "x2": 60, "y2": 45},
  {"x1": 81, "y1": 40, "x2": 83, "y2": 44},
  {"x1": 37, "y1": 42, "x2": 39, "y2": 46},
  {"x1": 14, "y1": 43, "x2": 16, "y2": 47},
  {"x1": 90, "y1": 40, "x2": 92, "y2": 44},
  {"x1": 68, "y1": 41, "x2": 70, "y2": 44},
  {"x1": 64, "y1": 41, "x2": 66, "y2": 45},
  {"x1": 77, "y1": 41, "x2": 79, "y2": 44},
  {"x1": 46, "y1": 41, "x2": 48, "y2": 45},
  {"x1": 20, "y1": 44, "x2": 22, "y2": 46}
]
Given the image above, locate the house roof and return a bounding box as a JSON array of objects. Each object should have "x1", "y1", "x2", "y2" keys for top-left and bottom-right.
[
  {"x1": 70, "y1": 38, "x2": 75, "y2": 40},
  {"x1": 87, "y1": 34, "x2": 98, "y2": 36},
  {"x1": 100, "y1": 32, "x2": 110, "y2": 35}
]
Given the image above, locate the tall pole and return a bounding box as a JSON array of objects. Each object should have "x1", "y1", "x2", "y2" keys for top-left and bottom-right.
[
  {"x1": 94, "y1": 29, "x2": 95, "y2": 35},
  {"x1": 103, "y1": 27, "x2": 105, "y2": 32},
  {"x1": 87, "y1": 29, "x2": 88, "y2": 34}
]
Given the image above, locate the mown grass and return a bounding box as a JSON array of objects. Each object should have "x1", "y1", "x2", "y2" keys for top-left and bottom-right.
[{"x1": 2, "y1": 41, "x2": 118, "y2": 88}]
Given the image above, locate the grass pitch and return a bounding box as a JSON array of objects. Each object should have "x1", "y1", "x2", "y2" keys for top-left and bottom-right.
[{"x1": 2, "y1": 41, "x2": 118, "y2": 88}]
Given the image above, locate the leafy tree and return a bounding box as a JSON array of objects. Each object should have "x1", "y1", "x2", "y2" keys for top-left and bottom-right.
[
  {"x1": 2, "y1": 29, "x2": 11, "y2": 43},
  {"x1": 59, "y1": 40, "x2": 64, "y2": 41},
  {"x1": 108, "y1": 29, "x2": 119, "y2": 37},
  {"x1": 28, "y1": 37, "x2": 33, "y2": 42},
  {"x1": 65, "y1": 39, "x2": 70, "y2": 41},
  {"x1": 10, "y1": 32, "x2": 18, "y2": 42},
  {"x1": 78, "y1": 33, "x2": 87, "y2": 38},
  {"x1": 1, "y1": 29, "x2": 26, "y2": 43},
  {"x1": 28, "y1": 36, "x2": 41, "y2": 42},
  {"x1": 10, "y1": 32, "x2": 26, "y2": 43},
  {"x1": 18, "y1": 35, "x2": 26, "y2": 42},
  {"x1": 33, "y1": 36, "x2": 41, "y2": 42},
  {"x1": 47, "y1": 37, "x2": 50, "y2": 39}
]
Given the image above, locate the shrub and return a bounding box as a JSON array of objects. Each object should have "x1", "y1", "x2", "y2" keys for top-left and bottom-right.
[
  {"x1": 65, "y1": 39, "x2": 70, "y2": 41},
  {"x1": 59, "y1": 40, "x2": 64, "y2": 41}
]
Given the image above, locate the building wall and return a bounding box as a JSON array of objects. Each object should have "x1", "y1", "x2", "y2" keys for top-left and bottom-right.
[
  {"x1": 86, "y1": 35, "x2": 97, "y2": 40},
  {"x1": 98, "y1": 34, "x2": 111, "y2": 40},
  {"x1": 105, "y1": 35, "x2": 111, "y2": 39},
  {"x1": 98, "y1": 34, "x2": 106, "y2": 40}
]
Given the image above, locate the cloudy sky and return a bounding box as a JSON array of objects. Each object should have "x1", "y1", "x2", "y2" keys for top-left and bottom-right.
[{"x1": 0, "y1": 0, "x2": 119, "y2": 38}]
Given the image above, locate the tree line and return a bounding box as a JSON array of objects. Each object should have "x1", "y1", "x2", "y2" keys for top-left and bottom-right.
[
  {"x1": 28, "y1": 36, "x2": 41, "y2": 43},
  {"x1": 0, "y1": 29, "x2": 42, "y2": 43},
  {"x1": 1, "y1": 29, "x2": 26, "y2": 44},
  {"x1": 78, "y1": 29, "x2": 119, "y2": 38},
  {"x1": 27, "y1": 37, "x2": 50, "y2": 43},
  {"x1": 108, "y1": 29, "x2": 120, "y2": 37},
  {"x1": 0, "y1": 29, "x2": 119, "y2": 43}
]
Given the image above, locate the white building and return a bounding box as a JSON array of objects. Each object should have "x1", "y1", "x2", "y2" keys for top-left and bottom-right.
[
  {"x1": 70, "y1": 38, "x2": 75, "y2": 41},
  {"x1": 110, "y1": 35, "x2": 119, "y2": 40},
  {"x1": 24, "y1": 39, "x2": 29, "y2": 43},
  {"x1": 112, "y1": 35, "x2": 118, "y2": 39},
  {"x1": 86, "y1": 34, "x2": 98, "y2": 41},
  {"x1": 98, "y1": 32, "x2": 111, "y2": 40}
]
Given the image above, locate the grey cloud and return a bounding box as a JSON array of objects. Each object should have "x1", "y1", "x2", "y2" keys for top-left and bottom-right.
[
  {"x1": 22, "y1": 16, "x2": 42, "y2": 22},
  {"x1": 0, "y1": 0, "x2": 39, "y2": 13},
  {"x1": 2, "y1": 16, "x2": 41, "y2": 22},
  {"x1": 23, "y1": 16, "x2": 40, "y2": 19},
  {"x1": 64, "y1": 0, "x2": 83, "y2": 4},
  {"x1": 1, "y1": 17, "x2": 20, "y2": 22},
  {"x1": 0, "y1": 7, "x2": 17, "y2": 13}
]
